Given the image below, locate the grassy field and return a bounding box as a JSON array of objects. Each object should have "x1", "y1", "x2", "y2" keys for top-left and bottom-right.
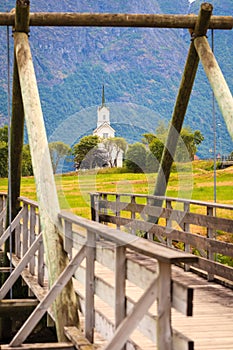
[{"x1": 0, "y1": 160, "x2": 232, "y2": 219}]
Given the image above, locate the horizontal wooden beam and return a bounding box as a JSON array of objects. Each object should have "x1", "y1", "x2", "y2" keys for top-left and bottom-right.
[
  {"x1": 1, "y1": 343, "x2": 74, "y2": 350},
  {"x1": 0, "y1": 299, "x2": 38, "y2": 317},
  {"x1": 0, "y1": 12, "x2": 232, "y2": 29}
]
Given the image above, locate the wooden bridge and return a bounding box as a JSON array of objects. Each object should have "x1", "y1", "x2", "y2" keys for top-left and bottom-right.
[
  {"x1": 0, "y1": 1, "x2": 233, "y2": 349},
  {"x1": 0, "y1": 192, "x2": 233, "y2": 349}
]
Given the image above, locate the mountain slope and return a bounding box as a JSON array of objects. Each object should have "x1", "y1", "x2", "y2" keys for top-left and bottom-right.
[{"x1": 0, "y1": 0, "x2": 232, "y2": 158}]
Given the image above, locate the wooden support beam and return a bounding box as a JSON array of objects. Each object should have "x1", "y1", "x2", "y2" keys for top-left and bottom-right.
[
  {"x1": 152, "y1": 3, "x2": 213, "y2": 211},
  {"x1": 0, "y1": 207, "x2": 24, "y2": 248},
  {"x1": 0, "y1": 12, "x2": 232, "y2": 29},
  {"x1": 194, "y1": 36, "x2": 233, "y2": 140},
  {"x1": 0, "y1": 232, "x2": 43, "y2": 300},
  {"x1": 5, "y1": 0, "x2": 29, "y2": 260},
  {"x1": 0, "y1": 299, "x2": 38, "y2": 317},
  {"x1": 13, "y1": 31, "x2": 79, "y2": 341}
]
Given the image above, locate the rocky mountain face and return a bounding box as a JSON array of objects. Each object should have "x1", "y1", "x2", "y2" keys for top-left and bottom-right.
[{"x1": 0, "y1": 0, "x2": 232, "y2": 158}]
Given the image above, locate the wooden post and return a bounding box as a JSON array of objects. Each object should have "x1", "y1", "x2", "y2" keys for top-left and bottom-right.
[
  {"x1": 13, "y1": 29, "x2": 79, "y2": 341},
  {"x1": 85, "y1": 230, "x2": 96, "y2": 343},
  {"x1": 4, "y1": 0, "x2": 29, "y2": 261},
  {"x1": 157, "y1": 262, "x2": 172, "y2": 350},
  {"x1": 152, "y1": 3, "x2": 213, "y2": 214},
  {"x1": 194, "y1": 35, "x2": 233, "y2": 139},
  {"x1": 115, "y1": 245, "x2": 126, "y2": 350}
]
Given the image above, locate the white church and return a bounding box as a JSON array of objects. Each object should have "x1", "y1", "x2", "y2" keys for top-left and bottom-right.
[{"x1": 93, "y1": 86, "x2": 123, "y2": 168}]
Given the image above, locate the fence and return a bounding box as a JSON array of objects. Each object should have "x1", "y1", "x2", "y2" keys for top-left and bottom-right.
[{"x1": 90, "y1": 192, "x2": 233, "y2": 283}]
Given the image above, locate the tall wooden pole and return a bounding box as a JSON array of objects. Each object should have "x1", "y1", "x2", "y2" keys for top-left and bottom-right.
[
  {"x1": 194, "y1": 36, "x2": 233, "y2": 139},
  {"x1": 152, "y1": 3, "x2": 213, "y2": 212},
  {"x1": 7, "y1": 0, "x2": 30, "y2": 241},
  {"x1": 13, "y1": 5, "x2": 79, "y2": 342}
]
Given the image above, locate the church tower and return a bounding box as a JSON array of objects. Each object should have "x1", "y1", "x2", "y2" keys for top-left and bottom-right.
[
  {"x1": 97, "y1": 85, "x2": 110, "y2": 127},
  {"x1": 93, "y1": 85, "x2": 115, "y2": 139}
]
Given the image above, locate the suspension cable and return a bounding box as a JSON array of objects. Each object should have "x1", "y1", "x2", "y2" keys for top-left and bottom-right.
[{"x1": 7, "y1": 25, "x2": 13, "y2": 299}]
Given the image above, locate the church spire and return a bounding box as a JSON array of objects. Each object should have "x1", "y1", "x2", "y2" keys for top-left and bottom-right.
[{"x1": 102, "y1": 84, "x2": 105, "y2": 107}]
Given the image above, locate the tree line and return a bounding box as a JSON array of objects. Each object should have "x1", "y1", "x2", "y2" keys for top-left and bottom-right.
[{"x1": 0, "y1": 122, "x2": 219, "y2": 177}]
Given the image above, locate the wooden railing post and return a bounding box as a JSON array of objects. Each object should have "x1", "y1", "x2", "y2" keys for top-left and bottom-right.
[
  {"x1": 0, "y1": 195, "x2": 4, "y2": 236},
  {"x1": 184, "y1": 202, "x2": 191, "y2": 272},
  {"x1": 130, "y1": 195, "x2": 136, "y2": 235},
  {"x1": 64, "y1": 220, "x2": 73, "y2": 258},
  {"x1": 157, "y1": 261, "x2": 172, "y2": 350},
  {"x1": 37, "y1": 238, "x2": 44, "y2": 287},
  {"x1": 166, "y1": 199, "x2": 172, "y2": 248},
  {"x1": 15, "y1": 224, "x2": 21, "y2": 258},
  {"x1": 85, "y1": 230, "x2": 96, "y2": 343},
  {"x1": 115, "y1": 245, "x2": 126, "y2": 350},
  {"x1": 90, "y1": 194, "x2": 96, "y2": 222},
  {"x1": 29, "y1": 205, "x2": 36, "y2": 275},
  {"x1": 22, "y1": 203, "x2": 29, "y2": 257},
  {"x1": 116, "y1": 194, "x2": 120, "y2": 229},
  {"x1": 207, "y1": 206, "x2": 215, "y2": 281}
]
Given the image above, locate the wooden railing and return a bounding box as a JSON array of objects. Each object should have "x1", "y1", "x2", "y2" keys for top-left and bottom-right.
[
  {"x1": 90, "y1": 192, "x2": 233, "y2": 283},
  {"x1": 0, "y1": 194, "x2": 197, "y2": 349}
]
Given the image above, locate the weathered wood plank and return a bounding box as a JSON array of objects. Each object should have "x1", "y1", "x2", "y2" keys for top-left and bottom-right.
[
  {"x1": 85, "y1": 231, "x2": 95, "y2": 343},
  {"x1": 115, "y1": 245, "x2": 126, "y2": 334},
  {"x1": 1, "y1": 343, "x2": 74, "y2": 350},
  {"x1": 64, "y1": 327, "x2": 95, "y2": 350},
  {"x1": 29, "y1": 205, "x2": 36, "y2": 275},
  {"x1": 99, "y1": 213, "x2": 233, "y2": 257},
  {"x1": 0, "y1": 299, "x2": 38, "y2": 316},
  {"x1": 99, "y1": 200, "x2": 233, "y2": 233},
  {"x1": 0, "y1": 12, "x2": 232, "y2": 29}
]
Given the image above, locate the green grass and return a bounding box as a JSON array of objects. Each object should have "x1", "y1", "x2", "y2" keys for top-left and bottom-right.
[{"x1": 0, "y1": 161, "x2": 232, "y2": 219}]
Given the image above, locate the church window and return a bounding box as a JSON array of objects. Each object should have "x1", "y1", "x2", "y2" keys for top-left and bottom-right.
[
  {"x1": 103, "y1": 133, "x2": 108, "y2": 139},
  {"x1": 103, "y1": 115, "x2": 106, "y2": 120}
]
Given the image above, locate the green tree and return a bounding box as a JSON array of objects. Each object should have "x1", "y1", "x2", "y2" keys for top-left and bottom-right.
[
  {"x1": 176, "y1": 128, "x2": 204, "y2": 161},
  {"x1": 125, "y1": 142, "x2": 147, "y2": 173},
  {"x1": 143, "y1": 123, "x2": 204, "y2": 163},
  {"x1": 72, "y1": 135, "x2": 100, "y2": 169},
  {"x1": 103, "y1": 137, "x2": 127, "y2": 167},
  {"x1": 146, "y1": 137, "x2": 164, "y2": 172},
  {"x1": 49, "y1": 141, "x2": 71, "y2": 174}
]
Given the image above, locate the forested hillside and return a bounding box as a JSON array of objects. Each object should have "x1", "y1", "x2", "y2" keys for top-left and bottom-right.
[{"x1": 0, "y1": 0, "x2": 232, "y2": 158}]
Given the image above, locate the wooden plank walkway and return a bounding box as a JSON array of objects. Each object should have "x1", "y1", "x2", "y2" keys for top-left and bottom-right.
[
  {"x1": 8, "y1": 251, "x2": 233, "y2": 349},
  {"x1": 172, "y1": 266, "x2": 233, "y2": 350}
]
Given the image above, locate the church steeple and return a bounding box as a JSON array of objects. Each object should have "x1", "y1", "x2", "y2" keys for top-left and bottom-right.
[{"x1": 102, "y1": 85, "x2": 105, "y2": 107}]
